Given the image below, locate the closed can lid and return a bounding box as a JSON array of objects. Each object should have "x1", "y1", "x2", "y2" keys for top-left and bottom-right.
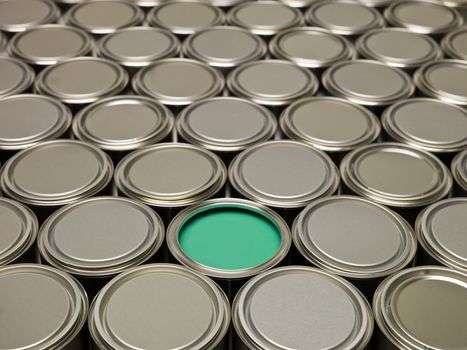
[
  {"x1": 0, "y1": 0, "x2": 60, "y2": 33},
  {"x1": 132, "y1": 59, "x2": 224, "y2": 106},
  {"x1": 0, "y1": 57, "x2": 35, "y2": 99},
  {"x1": 35, "y1": 57, "x2": 128, "y2": 105},
  {"x1": 384, "y1": 0, "x2": 463, "y2": 34},
  {"x1": 229, "y1": 140, "x2": 339, "y2": 208},
  {"x1": 177, "y1": 97, "x2": 276, "y2": 153},
  {"x1": 373, "y1": 266, "x2": 467, "y2": 350},
  {"x1": 382, "y1": 98, "x2": 467, "y2": 154},
  {"x1": 114, "y1": 143, "x2": 226, "y2": 207},
  {"x1": 233, "y1": 266, "x2": 373, "y2": 350},
  {"x1": 451, "y1": 149, "x2": 467, "y2": 192},
  {"x1": 442, "y1": 27, "x2": 467, "y2": 60},
  {"x1": 147, "y1": 0, "x2": 224, "y2": 36},
  {"x1": 96, "y1": 27, "x2": 180, "y2": 67},
  {"x1": 64, "y1": 0, "x2": 144, "y2": 35},
  {"x1": 0, "y1": 264, "x2": 88, "y2": 350},
  {"x1": 0, "y1": 140, "x2": 114, "y2": 207},
  {"x1": 38, "y1": 196, "x2": 164, "y2": 277},
  {"x1": 182, "y1": 26, "x2": 267, "y2": 69},
  {"x1": 227, "y1": 1, "x2": 303, "y2": 36},
  {"x1": 322, "y1": 60, "x2": 414, "y2": 106},
  {"x1": 341, "y1": 142, "x2": 452, "y2": 208},
  {"x1": 227, "y1": 60, "x2": 319, "y2": 106},
  {"x1": 356, "y1": 28, "x2": 441, "y2": 70},
  {"x1": 305, "y1": 0, "x2": 384, "y2": 36},
  {"x1": 89, "y1": 264, "x2": 230, "y2": 350},
  {"x1": 293, "y1": 196, "x2": 416, "y2": 279},
  {"x1": 280, "y1": 97, "x2": 380, "y2": 153},
  {"x1": 0, "y1": 199, "x2": 38, "y2": 266},
  {"x1": 0, "y1": 94, "x2": 72, "y2": 151}
]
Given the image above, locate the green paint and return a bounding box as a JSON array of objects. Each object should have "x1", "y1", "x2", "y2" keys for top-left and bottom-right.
[{"x1": 178, "y1": 204, "x2": 282, "y2": 270}]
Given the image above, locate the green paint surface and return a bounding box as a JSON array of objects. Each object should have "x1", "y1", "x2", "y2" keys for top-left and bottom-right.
[{"x1": 178, "y1": 205, "x2": 282, "y2": 270}]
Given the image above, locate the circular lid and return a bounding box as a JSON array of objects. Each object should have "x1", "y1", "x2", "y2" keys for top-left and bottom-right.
[
  {"x1": 0, "y1": 264, "x2": 88, "y2": 350},
  {"x1": 227, "y1": 60, "x2": 319, "y2": 106},
  {"x1": 280, "y1": 97, "x2": 380, "y2": 152},
  {"x1": 293, "y1": 196, "x2": 416, "y2": 279},
  {"x1": 452, "y1": 149, "x2": 467, "y2": 191},
  {"x1": 147, "y1": 0, "x2": 224, "y2": 36},
  {"x1": 374, "y1": 266, "x2": 467, "y2": 350},
  {"x1": 89, "y1": 264, "x2": 230, "y2": 350},
  {"x1": 72, "y1": 96, "x2": 174, "y2": 151},
  {"x1": 382, "y1": 98, "x2": 467, "y2": 153},
  {"x1": 229, "y1": 140, "x2": 339, "y2": 208},
  {"x1": 322, "y1": 60, "x2": 414, "y2": 106},
  {"x1": 8, "y1": 25, "x2": 94, "y2": 66},
  {"x1": 0, "y1": 94, "x2": 72, "y2": 151},
  {"x1": 384, "y1": 0, "x2": 463, "y2": 34},
  {"x1": 227, "y1": 1, "x2": 303, "y2": 36},
  {"x1": 0, "y1": 0, "x2": 60, "y2": 33},
  {"x1": 0, "y1": 199, "x2": 38, "y2": 266},
  {"x1": 233, "y1": 266, "x2": 373, "y2": 350},
  {"x1": 442, "y1": 27, "x2": 467, "y2": 60},
  {"x1": 269, "y1": 27, "x2": 355, "y2": 69},
  {"x1": 182, "y1": 26, "x2": 267, "y2": 68},
  {"x1": 305, "y1": 0, "x2": 384, "y2": 36},
  {"x1": 114, "y1": 143, "x2": 226, "y2": 207},
  {"x1": 177, "y1": 97, "x2": 276, "y2": 152},
  {"x1": 132, "y1": 58, "x2": 224, "y2": 106},
  {"x1": 414, "y1": 59, "x2": 467, "y2": 106},
  {"x1": 38, "y1": 197, "x2": 164, "y2": 277},
  {"x1": 0, "y1": 57, "x2": 35, "y2": 99},
  {"x1": 340, "y1": 142, "x2": 452, "y2": 208},
  {"x1": 356, "y1": 28, "x2": 441, "y2": 69},
  {"x1": 96, "y1": 27, "x2": 180, "y2": 67},
  {"x1": 35, "y1": 57, "x2": 128, "y2": 105},
  {"x1": 416, "y1": 198, "x2": 467, "y2": 272},
  {"x1": 64, "y1": 0, "x2": 144, "y2": 35},
  {"x1": 1, "y1": 140, "x2": 114, "y2": 207}
]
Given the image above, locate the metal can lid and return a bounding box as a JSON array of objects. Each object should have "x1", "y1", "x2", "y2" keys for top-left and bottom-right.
[
  {"x1": 1, "y1": 139, "x2": 114, "y2": 207},
  {"x1": 341, "y1": 142, "x2": 452, "y2": 208},
  {"x1": 73, "y1": 95, "x2": 174, "y2": 151},
  {"x1": 0, "y1": 199, "x2": 38, "y2": 266},
  {"x1": 0, "y1": 57, "x2": 35, "y2": 99},
  {"x1": 0, "y1": 0, "x2": 60, "y2": 33},
  {"x1": 8, "y1": 25, "x2": 94, "y2": 66},
  {"x1": 132, "y1": 58, "x2": 224, "y2": 106},
  {"x1": 38, "y1": 196, "x2": 164, "y2": 277},
  {"x1": 278, "y1": 0, "x2": 320, "y2": 8},
  {"x1": 442, "y1": 27, "x2": 467, "y2": 60},
  {"x1": 227, "y1": 1, "x2": 303, "y2": 36},
  {"x1": 182, "y1": 26, "x2": 267, "y2": 69},
  {"x1": 229, "y1": 140, "x2": 339, "y2": 208},
  {"x1": 382, "y1": 98, "x2": 467, "y2": 153},
  {"x1": 89, "y1": 264, "x2": 230, "y2": 350},
  {"x1": 0, "y1": 264, "x2": 88, "y2": 350},
  {"x1": 147, "y1": 0, "x2": 225, "y2": 36},
  {"x1": 35, "y1": 57, "x2": 128, "y2": 105},
  {"x1": 373, "y1": 266, "x2": 467, "y2": 350},
  {"x1": 233, "y1": 266, "x2": 373, "y2": 350},
  {"x1": 64, "y1": 0, "x2": 144, "y2": 35},
  {"x1": 114, "y1": 143, "x2": 226, "y2": 207},
  {"x1": 356, "y1": 28, "x2": 441, "y2": 70},
  {"x1": 305, "y1": 0, "x2": 384, "y2": 36},
  {"x1": 227, "y1": 59, "x2": 319, "y2": 106},
  {"x1": 322, "y1": 60, "x2": 414, "y2": 106},
  {"x1": 0, "y1": 94, "x2": 72, "y2": 151},
  {"x1": 177, "y1": 97, "x2": 276, "y2": 152},
  {"x1": 280, "y1": 97, "x2": 380, "y2": 153},
  {"x1": 293, "y1": 196, "x2": 416, "y2": 279},
  {"x1": 451, "y1": 149, "x2": 467, "y2": 191},
  {"x1": 96, "y1": 27, "x2": 180, "y2": 67},
  {"x1": 167, "y1": 198, "x2": 291, "y2": 279},
  {"x1": 414, "y1": 59, "x2": 467, "y2": 106},
  {"x1": 384, "y1": 0, "x2": 463, "y2": 34}
]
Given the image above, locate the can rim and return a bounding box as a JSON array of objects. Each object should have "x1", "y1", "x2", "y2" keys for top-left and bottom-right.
[
  {"x1": 0, "y1": 57, "x2": 35, "y2": 99},
  {"x1": 442, "y1": 27, "x2": 467, "y2": 60},
  {"x1": 451, "y1": 149, "x2": 467, "y2": 190},
  {"x1": 0, "y1": 0, "x2": 60, "y2": 33},
  {"x1": 277, "y1": 0, "x2": 320, "y2": 8},
  {"x1": 0, "y1": 32, "x2": 7, "y2": 51}
]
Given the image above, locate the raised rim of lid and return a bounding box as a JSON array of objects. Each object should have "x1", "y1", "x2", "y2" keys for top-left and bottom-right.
[
  {"x1": 451, "y1": 148, "x2": 467, "y2": 190},
  {"x1": 442, "y1": 27, "x2": 467, "y2": 60},
  {"x1": 0, "y1": 57, "x2": 35, "y2": 99},
  {"x1": 0, "y1": 0, "x2": 60, "y2": 33}
]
